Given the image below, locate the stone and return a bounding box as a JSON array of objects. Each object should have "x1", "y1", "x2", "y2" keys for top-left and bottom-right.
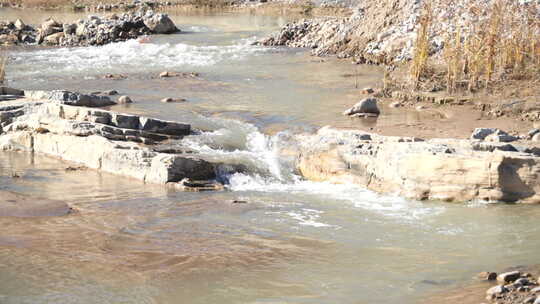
[
  {"x1": 39, "y1": 18, "x2": 62, "y2": 38},
  {"x1": 515, "y1": 278, "x2": 531, "y2": 285},
  {"x1": 528, "y1": 129, "x2": 540, "y2": 138},
  {"x1": 497, "y1": 271, "x2": 521, "y2": 284},
  {"x1": 532, "y1": 133, "x2": 540, "y2": 142},
  {"x1": 105, "y1": 90, "x2": 118, "y2": 96},
  {"x1": 63, "y1": 23, "x2": 77, "y2": 35},
  {"x1": 478, "y1": 272, "x2": 498, "y2": 281},
  {"x1": 169, "y1": 178, "x2": 224, "y2": 192},
  {"x1": 534, "y1": 297, "x2": 540, "y2": 304},
  {"x1": 343, "y1": 97, "x2": 380, "y2": 116},
  {"x1": 43, "y1": 32, "x2": 64, "y2": 45},
  {"x1": 471, "y1": 128, "x2": 498, "y2": 140},
  {"x1": 139, "y1": 117, "x2": 190, "y2": 136},
  {"x1": 117, "y1": 96, "x2": 133, "y2": 104},
  {"x1": 159, "y1": 71, "x2": 171, "y2": 78},
  {"x1": 296, "y1": 127, "x2": 540, "y2": 203},
  {"x1": 0, "y1": 102, "x2": 225, "y2": 190},
  {"x1": 161, "y1": 97, "x2": 186, "y2": 103},
  {"x1": 361, "y1": 87, "x2": 374, "y2": 94},
  {"x1": 485, "y1": 130, "x2": 518, "y2": 143},
  {"x1": 0, "y1": 191, "x2": 73, "y2": 217},
  {"x1": 523, "y1": 296, "x2": 537, "y2": 304},
  {"x1": 389, "y1": 101, "x2": 402, "y2": 108},
  {"x1": 143, "y1": 13, "x2": 178, "y2": 34},
  {"x1": 531, "y1": 286, "x2": 540, "y2": 294},
  {"x1": 0, "y1": 87, "x2": 24, "y2": 96},
  {"x1": 14, "y1": 19, "x2": 25, "y2": 30},
  {"x1": 25, "y1": 90, "x2": 115, "y2": 107},
  {"x1": 486, "y1": 285, "x2": 508, "y2": 299}
]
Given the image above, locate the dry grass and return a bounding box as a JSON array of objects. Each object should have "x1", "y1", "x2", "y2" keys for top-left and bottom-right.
[
  {"x1": 0, "y1": 50, "x2": 7, "y2": 86},
  {"x1": 420, "y1": 0, "x2": 540, "y2": 94},
  {"x1": 409, "y1": 1, "x2": 433, "y2": 90}
]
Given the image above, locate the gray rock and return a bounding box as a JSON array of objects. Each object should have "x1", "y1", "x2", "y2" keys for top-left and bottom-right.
[
  {"x1": 478, "y1": 272, "x2": 498, "y2": 281},
  {"x1": 485, "y1": 130, "x2": 518, "y2": 143},
  {"x1": 471, "y1": 128, "x2": 498, "y2": 140},
  {"x1": 0, "y1": 87, "x2": 24, "y2": 96},
  {"x1": 112, "y1": 114, "x2": 139, "y2": 129},
  {"x1": 343, "y1": 97, "x2": 380, "y2": 116},
  {"x1": 117, "y1": 96, "x2": 133, "y2": 104},
  {"x1": 528, "y1": 128, "x2": 540, "y2": 138},
  {"x1": 486, "y1": 285, "x2": 508, "y2": 299},
  {"x1": 497, "y1": 271, "x2": 521, "y2": 283},
  {"x1": 139, "y1": 117, "x2": 190, "y2": 136},
  {"x1": 25, "y1": 90, "x2": 115, "y2": 107},
  {"x1": 143, "y1": 12, "x2": 178, "y2": 34},
  {"x1": 14, "y1": 19, "x2": 25, "y2": 30},
  {"x1": 523, "y1": 296, "x2": 537, "y2": 304},
  {"x1": 531, "y1": 286, "x2": 540, "y2": 294},
  {"x1": 63, "y1": 23, "x2": 77, "y2": 35},
  {"x1": 39, "y1": 18, "x2": 62, "y2": 37},
  {"x1": 515, "y1": 278, "x2": 531, "y2": 285}
]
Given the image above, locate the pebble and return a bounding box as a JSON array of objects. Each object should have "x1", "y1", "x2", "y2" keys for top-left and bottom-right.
[
  {"x1": 117, "y1": 96, "x2": 132, "y2": 104},
  {"x1": 361, "y1": 87, "x2": 374, "y2": 94},
  {"x1": 486, "y1": 285, "x2": 508, "y2": 299},
  {"x1": 161, "y1": 98, "x2": 187, "y2": 103},
  {"x1": 498, "y1": 271, "x2": 521, "y2": 284},
  {"x1": 478, "y1": 272, "x2": 498, "y2": 281}
]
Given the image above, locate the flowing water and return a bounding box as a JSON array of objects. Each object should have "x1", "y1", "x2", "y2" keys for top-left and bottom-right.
[{"x1": 1, "y1": 8, "x2": 540, "y2": 304}]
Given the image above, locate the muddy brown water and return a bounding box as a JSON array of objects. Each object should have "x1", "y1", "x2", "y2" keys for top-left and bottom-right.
[{"x1": 1, "y1": 8, "x2": 540, "y2": 304}]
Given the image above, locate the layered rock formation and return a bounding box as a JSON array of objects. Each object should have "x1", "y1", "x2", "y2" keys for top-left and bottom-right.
[
  {"x1": 295, "y1": 127, "x2": 540, "y2": 203},
  {"x1": 0, "y1": 98, "x2": 224, "y2": 189},
  {"x1": 0, "y1": 10, "x2": 179, "y2": 47}
]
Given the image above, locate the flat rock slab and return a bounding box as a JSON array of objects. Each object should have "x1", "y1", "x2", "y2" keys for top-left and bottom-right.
[{"x1": 0, "y1": 191, "x2": 73, "y2": 217}]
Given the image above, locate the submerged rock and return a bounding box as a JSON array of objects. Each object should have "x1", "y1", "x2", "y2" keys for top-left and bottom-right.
[
  {"x1": 343, "y1": 97, "x2": 380, "y2": 116},
  {"x1": 117, "y1": 95, "x2": 133, "y2": 104}
]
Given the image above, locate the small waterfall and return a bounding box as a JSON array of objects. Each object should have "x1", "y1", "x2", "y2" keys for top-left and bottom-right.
[{"x1": 181, "y1": 117, "x2": 299, "y2": 189}]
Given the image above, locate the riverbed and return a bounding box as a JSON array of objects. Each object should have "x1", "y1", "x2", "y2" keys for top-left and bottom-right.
[{"x1": 1, "y1": 8, "x2": 539, "y2": 304}]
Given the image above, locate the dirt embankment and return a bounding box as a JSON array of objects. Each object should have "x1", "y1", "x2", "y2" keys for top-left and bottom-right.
[{"x1": 260, "y1": 0, "x2": 540, "y2": 128}]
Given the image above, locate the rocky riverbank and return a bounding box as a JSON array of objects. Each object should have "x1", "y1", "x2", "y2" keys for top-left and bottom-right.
[
  {"x1": 0, "y1": 9, "x2": 178, "y2": 46},
  {"x1": 3, "y1": 87, "x2": 540, "y2": 202}
]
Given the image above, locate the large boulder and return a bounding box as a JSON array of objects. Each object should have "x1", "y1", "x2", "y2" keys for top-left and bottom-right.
[
  {"x1": 39, "y1": 18, "x2": 62, "y2": 38},
  {"x1": 296, "y1": 127, "x2": 540, "y2": 203},
  {"x1": 343, "y1": 97, "x2": 380, "y2": 116},
  {"x1": 143, "y1": 13, "x2": 178, "y2": 34},
  {"x1": 471, "y1": 128, "x2": 517, "y2": 142},
  {"x1": 43, "y1": 32, "x2": 64, "y2": 45}
]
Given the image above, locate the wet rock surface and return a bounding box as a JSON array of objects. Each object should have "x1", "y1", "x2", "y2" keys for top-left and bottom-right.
[
  {"x1": 295, "y1": 126, "x2": 540, "y2": 203},
  {"x1": 0, "y1": 93, "x2": 231, "y2": 190},
  {"x1": 1, "y1": 10, "x2": 179, "y2": 47},
  {"x1": 0, "y1": 191, "x2": 74, "y2": 217}
]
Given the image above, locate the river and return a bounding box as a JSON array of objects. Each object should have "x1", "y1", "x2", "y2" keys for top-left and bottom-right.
[{"x1": 0, "y1": 8, "x2": 539, "y2": 304}]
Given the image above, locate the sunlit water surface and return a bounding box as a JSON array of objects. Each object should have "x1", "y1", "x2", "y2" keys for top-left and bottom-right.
[{"x1": 0, "y1": 8, "x2": 539, "y2": 304}]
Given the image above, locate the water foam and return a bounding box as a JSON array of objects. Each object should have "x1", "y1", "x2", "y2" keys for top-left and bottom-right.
[
  {"x1": 9, "y1": 38, "x2": 273, "y2": 79},
  {"x1": 182, "y1": 118, "x2": 445, "y2": 221}
]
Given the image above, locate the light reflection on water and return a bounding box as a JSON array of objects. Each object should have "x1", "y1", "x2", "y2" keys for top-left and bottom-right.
[{"x1": 0, "y1": 9, "x2": 539, "y2": 304}]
